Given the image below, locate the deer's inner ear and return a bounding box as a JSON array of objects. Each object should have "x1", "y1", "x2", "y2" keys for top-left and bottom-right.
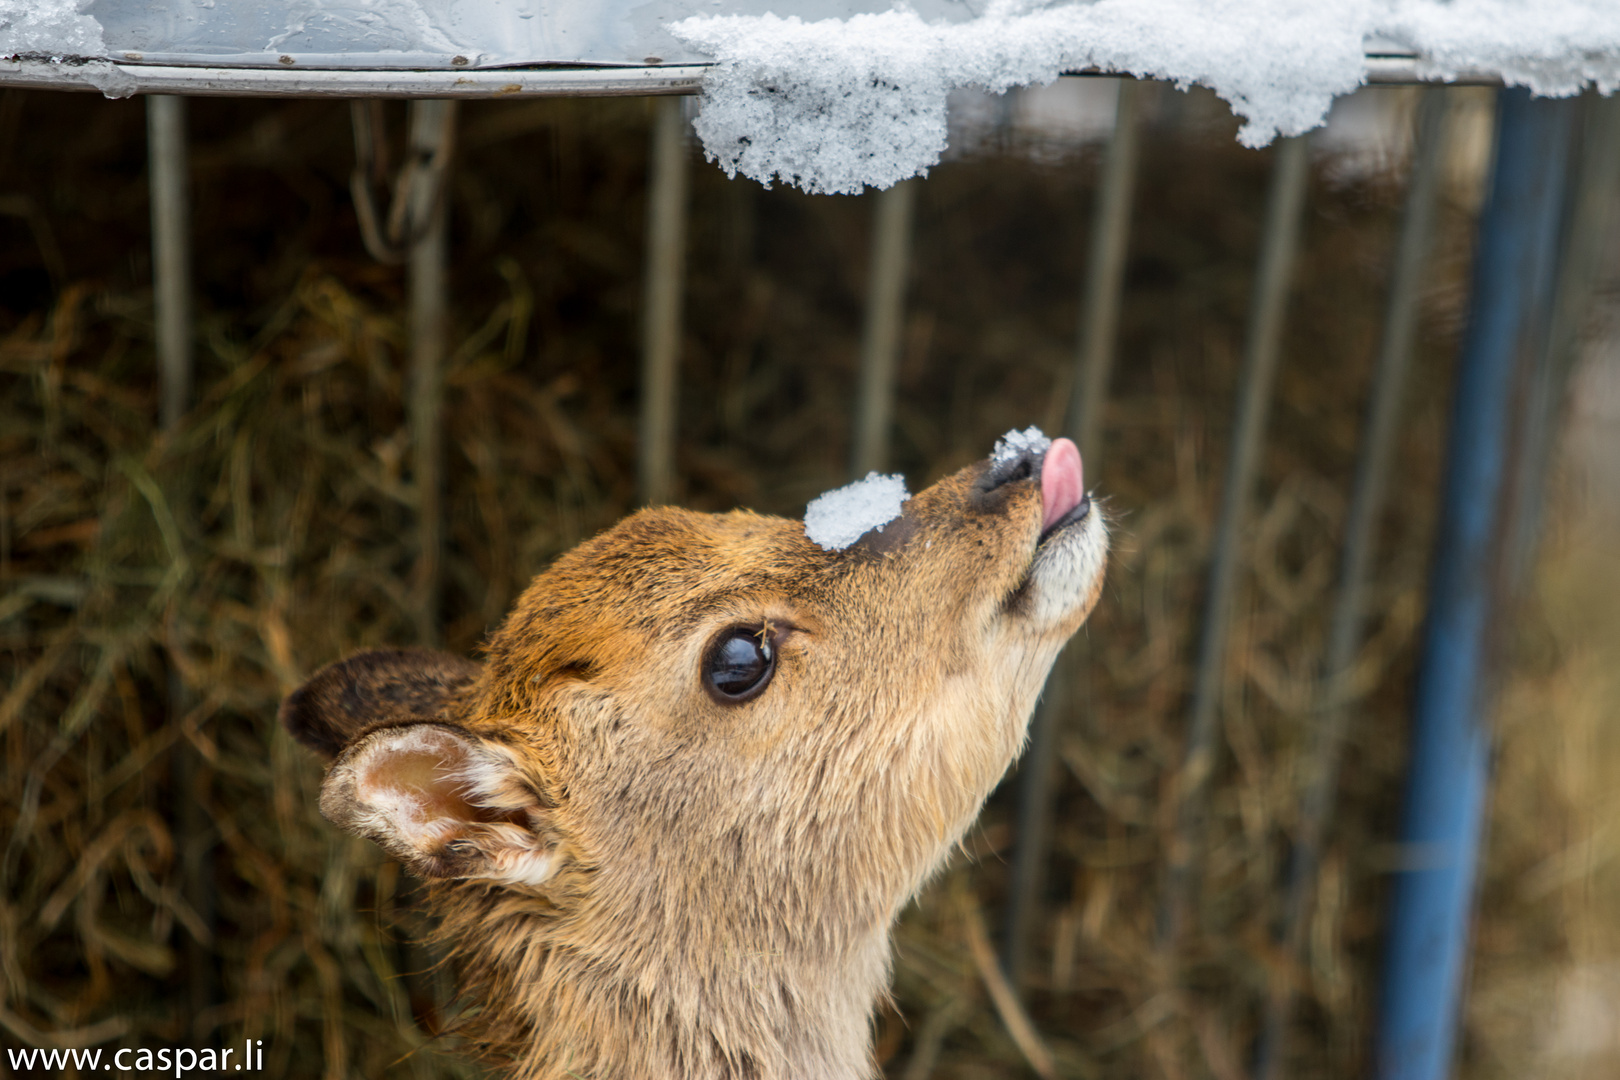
[
  {"x1": 279, "y1": 648, "x2": 482, "y2": 760},
  {"x1": 321, "y1": 722, "x2": 557, "y2": 888}
]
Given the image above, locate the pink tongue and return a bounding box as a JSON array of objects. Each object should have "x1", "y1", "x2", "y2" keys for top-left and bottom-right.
[{"x1": 1040, "y1": 438, "x2": 1085, "y2": 532}]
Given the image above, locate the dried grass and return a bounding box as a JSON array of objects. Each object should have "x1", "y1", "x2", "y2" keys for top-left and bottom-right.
[{"x1": 0, "y1": 84, "x2": 1611, "y2": 1080}]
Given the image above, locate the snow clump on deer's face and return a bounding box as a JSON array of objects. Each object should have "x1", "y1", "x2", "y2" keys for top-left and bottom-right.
[{"x1": 281, "y1": 432, "x2": 1105, "y2": 1080}]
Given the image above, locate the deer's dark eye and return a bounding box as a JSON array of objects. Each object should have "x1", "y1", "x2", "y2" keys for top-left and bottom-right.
[{"x1": 702, "y1": 627, "x2": 776, "y2": 704}]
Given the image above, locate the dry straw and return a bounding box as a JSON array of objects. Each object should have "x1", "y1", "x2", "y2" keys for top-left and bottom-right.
[{"x1": 1, "y1": 86, "x2": 1614, "y2": 1080}]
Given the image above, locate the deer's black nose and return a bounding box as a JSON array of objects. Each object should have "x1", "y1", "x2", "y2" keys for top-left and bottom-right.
[{"x1": 980, "y1": 443, "x2": 1045, "y2": 494}]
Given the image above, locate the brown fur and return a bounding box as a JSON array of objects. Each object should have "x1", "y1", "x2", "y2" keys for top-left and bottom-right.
[
  {"x1": 277, "y1": 648, "x2": 481, "y2": 759},
  {"x1": 281, "y1": 451, "x2": 1108, "y2": 1080}
]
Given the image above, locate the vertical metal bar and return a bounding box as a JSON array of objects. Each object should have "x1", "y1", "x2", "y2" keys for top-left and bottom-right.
[
  {"x1": 1002, "y1": 663, "x2": 1066, "y2": 992},
  {"x1": 1159, "y1": 134, "x2": 1311, "y2": 950},
  {"x1": 639, "y1": 96, "x2": 691, "y2": 506},
  {"x1": 407, "y1": 99, "x2": 456, "y2": 647},
  {"x1": 1256, "y1": 89, "x2": 1450, "y2": 1080},
  {"x1": 1003, "y1": 684, "x2": 1059, "y2": 992},
  {"x1": 1002, "y1": 78, "x2": 1143, "y2": 991},
  {"x1": 149, "y1": 95, "x2": 192, "y2": 430},
  {"x1": 851, "y1": 178, "x2": 917, "y2": 477},
  {"x1": 149, "y1": 92, "x2": 211, "y2": 1017},
  {"x1": 1069, "y1": 78, "x2": 1144, "y2": 469},
  {"x1": 1375, "y1": 88, "x2": 1577, "y2": 1080},
  {"x1": 1505, "y1": 93, "x2": 1620, "y2": 582}
]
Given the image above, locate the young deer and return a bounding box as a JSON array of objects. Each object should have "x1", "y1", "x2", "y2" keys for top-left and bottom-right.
[{"x1": 280, "y1": 434, "x2": 1106, "y2": 1080}]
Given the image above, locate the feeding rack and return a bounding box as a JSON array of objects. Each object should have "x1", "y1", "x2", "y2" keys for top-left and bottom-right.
[{"x1": 4, "y1": 4, "x2": 1618, "y2": 1079}]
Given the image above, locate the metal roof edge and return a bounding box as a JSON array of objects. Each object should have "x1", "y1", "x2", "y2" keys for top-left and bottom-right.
[{"x1": 0, "y1": 55, "x2": 1508, "y2": 98}]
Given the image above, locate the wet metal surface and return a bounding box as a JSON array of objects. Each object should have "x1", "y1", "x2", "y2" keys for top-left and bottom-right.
[
  {"x1": 76, "y1": 0, "x2": 983, "y2": 69},
  {"x1": 0, "y1": 3, "x2": 1483, "y2": 97}
]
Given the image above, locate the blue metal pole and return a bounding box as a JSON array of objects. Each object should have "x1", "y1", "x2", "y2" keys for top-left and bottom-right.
[{"x1": 1375, "y1": 88, "x2": 1577, "y2": 1080}]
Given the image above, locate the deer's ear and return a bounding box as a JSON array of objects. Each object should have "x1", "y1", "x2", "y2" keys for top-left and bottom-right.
[
  {"x1": 319, "y1": 722, "x2": 557, "y2": 888},
  {"x1": 279, "y1": 649, "x2": 483, "y2": 760}
]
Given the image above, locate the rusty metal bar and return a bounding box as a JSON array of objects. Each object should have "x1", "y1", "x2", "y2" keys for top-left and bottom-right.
[
  {"x1": 1069, "y1": 77, "x2": 1143, "y2": 468},
  {"x1": 1159, "y1": 132, "x2": 1311, "y2": 951},
  {"x1": 851, "y1": 178, "x2": 917, "y2": 477},
  {"x1": 148, "y1": 91, "x2": 214, "y2": 1019},
  {"x1": 1255, "y1": 88, "x2": 1450, "y2": 1080},
  {"x1": 406, "y1": 99, "x2": 457, "y2": 646},
  {"x1": 149, "y1": 95, "x2": 192, "y2": 430},
  {"x1": 638, "y1": 96, "x2": 691, "y2": 506},
  {"x1": 1505, "y1": 92, "x2": 1620, "y2": 583},
  {"x1": 1003, "y1": 78, "x2": 1143, "y2": 991}
]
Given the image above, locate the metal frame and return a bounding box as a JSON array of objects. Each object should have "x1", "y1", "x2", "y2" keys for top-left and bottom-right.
[
  {"x1": 38, "y1": 45, "x2": 1604, "y2": 1076},
  {"x1": 1, "y1": 55, "x2": 1503, "y2": 99}
]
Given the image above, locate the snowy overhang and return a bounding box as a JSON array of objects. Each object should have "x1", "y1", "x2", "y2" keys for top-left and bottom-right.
[{"x1": 3, "y1": 0, "x2": 1617, "y2": 192}]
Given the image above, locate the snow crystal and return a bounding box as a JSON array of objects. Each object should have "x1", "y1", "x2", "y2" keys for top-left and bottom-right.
[
  {"x1": 669, "y1": 0, "x2": 1620, "y2": 195},
  {"x1": 1384, "y1": 1, "x2": 1620, "y2": 94},
  {"x1": 804, "y1": 471, "x2": 911, "y2": 551},
  {"x1": 992, "y1": 425, "x2": 1053, "y2": 466},
  {"x1": 1, "y1": 0, "x2": 105, "y2": 60}
]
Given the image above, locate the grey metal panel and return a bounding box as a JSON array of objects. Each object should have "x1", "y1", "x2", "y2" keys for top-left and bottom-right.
[
  {"x1": 83, "y1": 0, "x2": 984, "y2": 70},
  {"x1": 0, "y1": 55, "x2": 706, "y2": 96}
]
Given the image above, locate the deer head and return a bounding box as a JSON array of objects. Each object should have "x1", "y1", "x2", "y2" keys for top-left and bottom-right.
[{"x1": 280, "y1": 433, "x2": 1106, "y2": 1080}]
